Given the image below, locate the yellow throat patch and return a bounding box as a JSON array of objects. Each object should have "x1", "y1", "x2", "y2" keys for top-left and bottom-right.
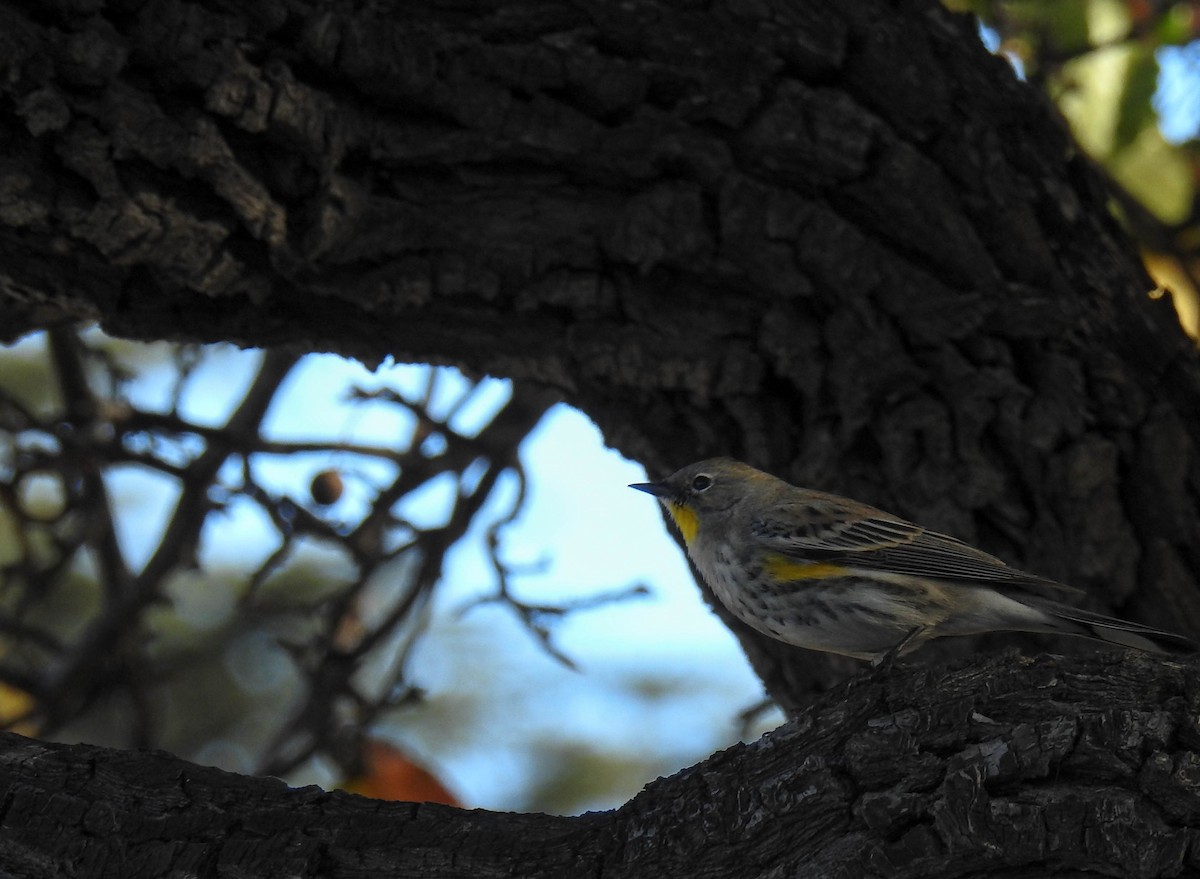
[{"x1": 666, "y1": 502, "x2": 699, "y2": 545}]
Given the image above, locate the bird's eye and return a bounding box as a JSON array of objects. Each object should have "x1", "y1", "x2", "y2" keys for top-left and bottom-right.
[{"x1": 691, "y1": 474, "x2": 713, "y2": 492}]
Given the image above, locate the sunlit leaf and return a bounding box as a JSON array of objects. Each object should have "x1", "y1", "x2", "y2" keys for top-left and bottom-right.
[
  {"x1": 0, "y1": 337, "x2": 62, "y2": 418},
  {"x1": 1085, "y1": 0, "x2": 1130, "y2": 44},
  {"x1": 1111, "y1": 125, "x2": 1195, "y2": 222},
  {"x1": 1057, "y1": 44, "x2": 1135, "y2": 158},
  {"x1": 0, "y1": 682, "x2": 37, "y2": 734},
  {"x1": 1144, "y1": 250, "x2": 1200, "y2": 339}
]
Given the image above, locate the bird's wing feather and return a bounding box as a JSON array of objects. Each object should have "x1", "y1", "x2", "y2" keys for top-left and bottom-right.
[
  {"x1": 750, "y1": 497, "x2": 1081, "y2": 598},
  {"x1": 1021, "y1": 597, "x2": 1198, "y2": 653}
]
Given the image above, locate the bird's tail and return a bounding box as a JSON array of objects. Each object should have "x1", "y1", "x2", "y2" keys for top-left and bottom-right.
[{"x1": 1032, "y1": 600, "x2": 1198, "y2": 655}]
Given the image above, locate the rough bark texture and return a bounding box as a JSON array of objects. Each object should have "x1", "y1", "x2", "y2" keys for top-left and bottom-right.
[
  {"x1": 2, "y1": 652, "x2": 1199, "y2": 877},
  {"x1": 3, "y1": 0, "x2": 1200, "y2": 874}
]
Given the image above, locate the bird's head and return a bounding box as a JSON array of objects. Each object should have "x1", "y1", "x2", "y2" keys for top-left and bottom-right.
[{"x1": 630, "y1": 458, "x2": 759, "y2": 545}]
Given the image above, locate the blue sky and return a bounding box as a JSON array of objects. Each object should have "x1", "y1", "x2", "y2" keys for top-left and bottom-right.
[{"x1": 90, "y1": 342, "x2": 773, "y2": 810}]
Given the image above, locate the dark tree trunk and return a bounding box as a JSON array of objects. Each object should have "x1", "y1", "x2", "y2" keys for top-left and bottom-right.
[
  {"x1": 2, "y1": 653, "x2": 1199, "y2": 877},
  {"x1": 2, "y1": 0, "x2": 1199, "y2": 874}
]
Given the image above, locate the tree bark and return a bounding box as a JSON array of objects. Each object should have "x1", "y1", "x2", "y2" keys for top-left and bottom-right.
[
  {"x1": 2, "y1": 652, "x2": 1198, "y2": 878},
  {"x1": 6, "y1": 0, "x2": 1198, "y2": 707},
  {"x1": 3, "y1": 0, "x2": 1200, "y2": 873}
]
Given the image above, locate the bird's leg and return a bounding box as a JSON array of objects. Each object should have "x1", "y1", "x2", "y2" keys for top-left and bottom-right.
[{"x1": 870, "y1": 626, "x2": 925, "y2": 672}]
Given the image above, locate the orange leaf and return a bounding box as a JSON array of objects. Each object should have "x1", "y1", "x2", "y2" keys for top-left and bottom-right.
[{"x1": 343, "y1": 739, "x2": 459, "y2": 806}]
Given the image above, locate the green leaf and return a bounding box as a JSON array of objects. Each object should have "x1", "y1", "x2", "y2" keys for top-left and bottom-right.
[
  {"x1": 1057, "y1": 44, "x2": 1135, "y2": 158},
  {"x1": 1113, "y1": 46, "x2": 1161, "y2": 152},
  {"x1": 941, "y1": 0, "x2": 988, "y2": 14},
  {"x1": 1085, "y1": 0, "x2": 1130, "y2": 44},
  {"x1": 1155, "y1": 4, "x2": 1195, "y2": 46},
  {"x1": 1111, "y1": 126, "x2": 1195, "y2": 223},
  {"x1": 1007, "y1": 0, "x2": 1092, "y2": 55}
]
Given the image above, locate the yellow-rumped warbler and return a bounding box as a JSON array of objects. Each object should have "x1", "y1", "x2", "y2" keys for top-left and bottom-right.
[{"x1": 632, "y1": 458, "x2": 1197, "y2": 660}]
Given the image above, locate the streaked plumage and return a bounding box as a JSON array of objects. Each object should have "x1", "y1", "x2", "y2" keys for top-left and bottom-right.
[{"x1": 631, "y1": 458, "x2": 1196, "y2": 660}]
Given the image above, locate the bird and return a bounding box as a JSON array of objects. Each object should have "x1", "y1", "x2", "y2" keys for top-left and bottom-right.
[{"x1": 631, "y1": 457, "x2": 1197, "y2": 661}]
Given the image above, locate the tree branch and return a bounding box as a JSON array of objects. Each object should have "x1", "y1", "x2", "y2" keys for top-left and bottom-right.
[{"x1": 1, "y1": 651, "x2": 1197, "y2": 877}]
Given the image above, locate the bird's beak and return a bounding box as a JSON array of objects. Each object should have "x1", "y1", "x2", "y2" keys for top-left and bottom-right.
[{"x1": 630, "y1": 481, "x2": 673, "y2": 498}]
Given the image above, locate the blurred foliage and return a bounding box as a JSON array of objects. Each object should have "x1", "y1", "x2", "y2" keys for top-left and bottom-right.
[
  {"x1": 0, "y1": 327, "x2": 767, "y2": 815},
  {"x1": 0, "y1": 328, "x2": 561, "y2": 798},
  {"x1": 948, "y1": 0, "x2": 1200, "y2": 335}
]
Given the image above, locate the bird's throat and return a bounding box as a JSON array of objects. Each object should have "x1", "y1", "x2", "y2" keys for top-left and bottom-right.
[{"x1": 666, "y1": 502, "x2": 699, "y2": 545}]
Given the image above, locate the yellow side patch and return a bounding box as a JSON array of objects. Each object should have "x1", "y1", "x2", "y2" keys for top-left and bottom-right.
[
  {"x1": 667, "y1": 502, "x2": 699, "y2": 545},
  {"x1": 764, "y1": 554, "x2": 848, "y2": 581}
]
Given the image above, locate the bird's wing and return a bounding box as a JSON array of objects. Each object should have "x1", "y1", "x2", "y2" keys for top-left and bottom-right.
[{"x1": 750, "y1": 496, "x2": 1081, "y2": 599}]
